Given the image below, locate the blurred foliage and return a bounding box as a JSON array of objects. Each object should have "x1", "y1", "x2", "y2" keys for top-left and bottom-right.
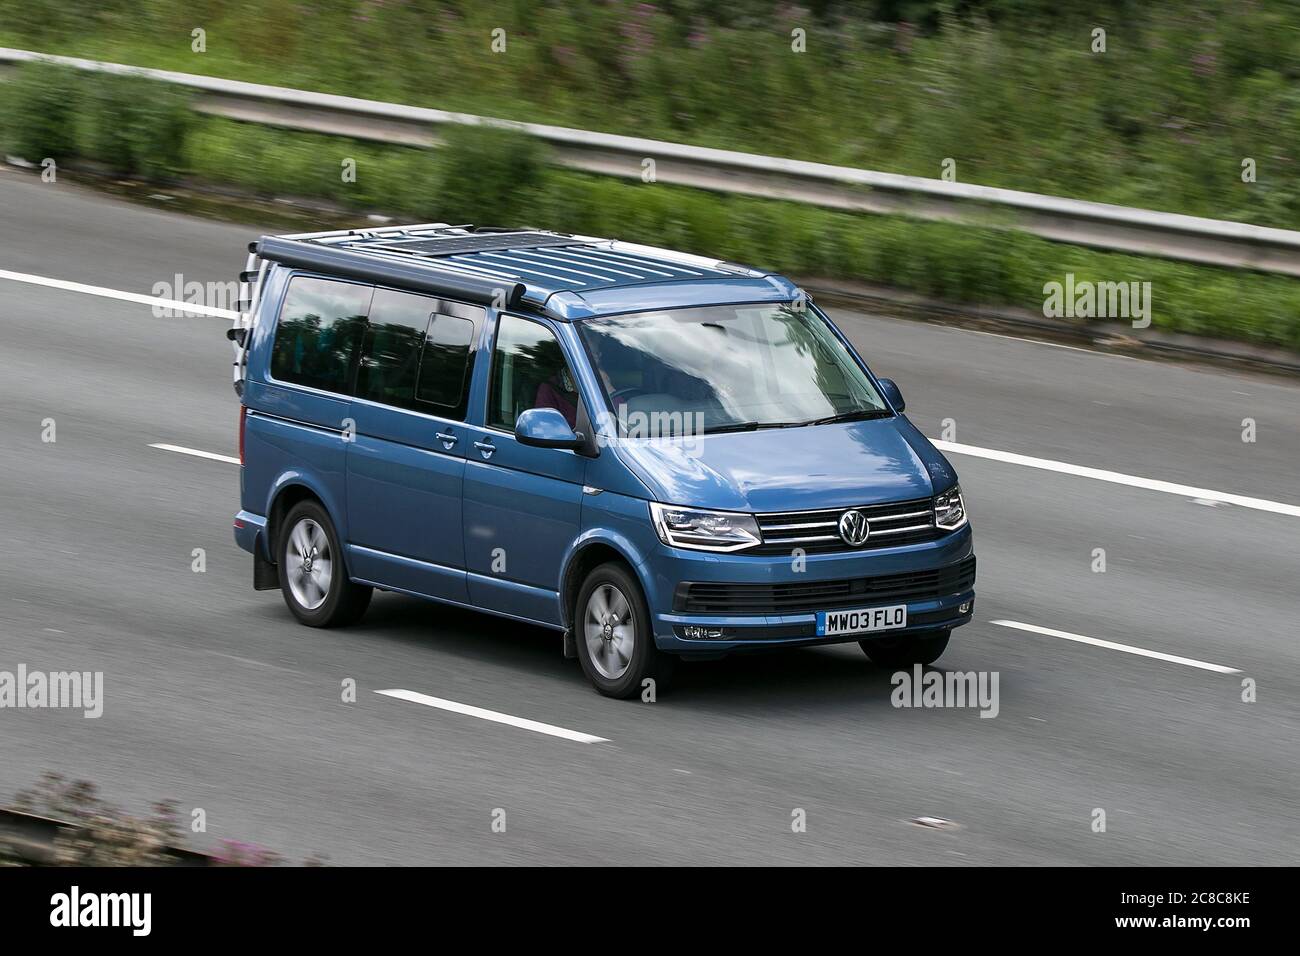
[
  {"x1": 176, "y1": 116, "x2": 1300, "y2": 350},
  {"x1": 5, "y1": 771, "x2": 183, "y2": 866},
  {"x1": 0, "y1": 63, "x2": 192, "y2": 176},
  {"x1": 0, "y1": 0, "x2": 1297, "y2": 226},
  {"x1": 2, "y1": 772, "x2": 317, "y2": 866},
  {"x1": 80, "y1": 73, "x2": 194, "y2": 178},
  {"x1": 433, "y1": 124, "x2": 548, "y2": 225},
  {"x1": 3, "y1": 53, "x2": 1295, "y2": 349},
  {"x1": 3, "y1": 0, "x2": 1299, "y2": 352},
  {"x1": 0, "y1": 60, "x2": 79, "y2": 160}
]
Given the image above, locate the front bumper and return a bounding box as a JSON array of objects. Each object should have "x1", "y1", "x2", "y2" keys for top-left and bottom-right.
[{"x1": 646, "y1": 524, "x2": 975, "y2": 655}]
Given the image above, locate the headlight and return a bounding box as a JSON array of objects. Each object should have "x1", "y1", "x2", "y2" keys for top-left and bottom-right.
[
  {"x1": 934, "y1": 484, "x2": 967, "y2": 531},
  {"x1": 649, "y1": 502, "x2": 761, "y2": 552}
]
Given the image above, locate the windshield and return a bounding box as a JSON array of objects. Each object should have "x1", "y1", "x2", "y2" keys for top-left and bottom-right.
[{"x1": 575, "y1": 302, "x2": 889, "y2": 436}]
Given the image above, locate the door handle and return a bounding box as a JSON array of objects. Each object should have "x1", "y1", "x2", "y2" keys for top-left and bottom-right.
[
  {"x1": 435, "y1": 430, "x2": 458, "y2": 450},
  {"x1": 474, "y1": 439, "x2": 495, "y2": 460}
]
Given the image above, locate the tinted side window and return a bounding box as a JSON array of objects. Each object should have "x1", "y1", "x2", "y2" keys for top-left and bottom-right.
[
  {"x1": 356, "y1": 288, "x2": 431, "y2": 410},
  {"x1": 416, "y1": 314, "x2": 475, "y2": 416},
  {"x1": 270, "y1": 276, "x2": 371, "y2": 393},
  {"x1": 357, "y1": 289, "x2": 478, "y2": 419},
  {"x1": 489, "y1": 315, "x2": 581, "y2": 430}
]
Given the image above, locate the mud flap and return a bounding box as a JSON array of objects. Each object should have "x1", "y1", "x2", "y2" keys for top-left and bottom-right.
[
  {"x1": 562, "y1": 628, "x2": 577, "y2": 659},
  {"x1": 254, "y1": 547, "x2": 280, "y2": 590}
]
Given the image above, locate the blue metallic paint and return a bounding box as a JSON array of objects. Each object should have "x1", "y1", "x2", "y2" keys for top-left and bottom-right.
[{"x1": 235, "y1": 251, "x2": 975, "y2": 656}]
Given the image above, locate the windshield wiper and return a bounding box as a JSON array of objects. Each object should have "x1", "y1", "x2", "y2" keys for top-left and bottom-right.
[
  {"x1": 702, "y1": 420, "x2": 803, "y2": 434},
  {"x1": 801, "y1": 408, "x2": 894, "y2": 426},
  {"x1": 702, "y1": 421, "x2": 761, "y2": 434}
]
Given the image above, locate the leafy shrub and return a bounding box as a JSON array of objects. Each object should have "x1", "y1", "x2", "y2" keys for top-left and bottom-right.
[
  {"x1": 0, "y1": 60, "x2": 81, "y2": 161},
  {"x1": 0, "y1": 62, "x2": 192, "y2": 177},
  {"x1": 78, "y1": 71, "x2": 193, "y2": 178},
  {"x1": 434, "y1": 124, "x2": 547, "y2": 225}
]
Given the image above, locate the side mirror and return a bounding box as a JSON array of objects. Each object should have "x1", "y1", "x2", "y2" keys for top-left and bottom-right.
[
  {"x1": 515, "y1": 407, "x2": 585, "y2": 450},
  {"x1": 878, "y1": 377, "x2": 905, "y2": 413}
]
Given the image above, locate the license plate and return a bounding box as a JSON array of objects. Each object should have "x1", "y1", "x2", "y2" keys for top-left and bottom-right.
[{"x1": 817, "y1": 604, "x2": 907, "y2": 637}]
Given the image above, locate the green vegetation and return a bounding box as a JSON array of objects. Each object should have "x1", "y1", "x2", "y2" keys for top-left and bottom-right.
[
  {"x1": 2, "y1": 58, "x2": 1298, "y2": 350},
  {"x1": 1, "y1": 0, "x2": 1296, "y2": 226}
]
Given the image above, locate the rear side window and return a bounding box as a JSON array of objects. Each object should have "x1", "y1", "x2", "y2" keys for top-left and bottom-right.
[
  {"x1": 270, "y1": 276, "x2": 371, "y2": 393},
  {"x1": 356, "y1": 288, "x2": 479, "y2": 420}
]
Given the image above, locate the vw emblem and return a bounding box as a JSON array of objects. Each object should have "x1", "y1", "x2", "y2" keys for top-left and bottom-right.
[{"x1": 838, "y1": 509, "x2": 871, "y2": 547}]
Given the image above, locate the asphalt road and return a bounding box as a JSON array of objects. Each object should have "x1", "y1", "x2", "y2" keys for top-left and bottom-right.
[{"x1": 1, "y1": 170, "x2": 1297, "y2": 865}]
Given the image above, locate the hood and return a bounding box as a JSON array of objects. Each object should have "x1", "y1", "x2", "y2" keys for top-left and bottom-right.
[{"x1": 611, "y1": 416, "x2": 957, "y2": 512}]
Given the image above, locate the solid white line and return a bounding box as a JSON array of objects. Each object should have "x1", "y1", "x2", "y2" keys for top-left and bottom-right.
[
  {"x1": 375, "y1": 689, "x2": 610, "y2": 744},
  {"x1": 991, "y1": 620, "x2": 1241, "y2": 674},
  {"x1": 0, "y1": 268, "x2": 238, "y2": 318},
  {"x1": 932, "y1": 439, "x2": 1300, "y2": 519},
  {"x1": 149, "y1": 442, "x2": 240, "y2": 464},
  {"x1": 958, "y1": 327, "x2": 1125, "y2": 357}
]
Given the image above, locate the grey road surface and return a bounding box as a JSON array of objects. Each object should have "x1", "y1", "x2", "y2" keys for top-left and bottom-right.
[{"x1": 1, "y1": 171, "x2": 1297, "y2": 865}]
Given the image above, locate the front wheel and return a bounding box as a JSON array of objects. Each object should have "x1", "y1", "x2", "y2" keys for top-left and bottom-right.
[
  {"x1": 575, "y1": 562, "x2": 674, "y2": 699},
  {"x1": 860, "y1": 629, "x2": 950, "y2": 669},
  {"x1": 278, "y1": 500, "x2": 372, "y2": 627}
]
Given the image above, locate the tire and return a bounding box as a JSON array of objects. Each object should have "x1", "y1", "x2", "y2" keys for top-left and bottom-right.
[
  {"x1": 277, "y1": 500, "x2": 372, "y2": 627},
  {"x1": 860, "y1": 629, "x2": 950, "y2": 669},
  {"x1": 575, "y1": 562, "x2": 674, "y2": 699}
]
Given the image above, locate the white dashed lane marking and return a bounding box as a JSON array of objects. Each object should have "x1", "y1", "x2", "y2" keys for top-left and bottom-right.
[
  {"x1": 376, "y1": 689, "x2": 610, "y2": 744},
  {"x1": 991, "y1": 620, "x2": 1241, "y2": 674}
]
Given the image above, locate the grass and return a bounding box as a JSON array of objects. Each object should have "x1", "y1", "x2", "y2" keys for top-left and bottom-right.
[{"x1": 0, "y1": 0, "x2": 1297, "y2": 228}]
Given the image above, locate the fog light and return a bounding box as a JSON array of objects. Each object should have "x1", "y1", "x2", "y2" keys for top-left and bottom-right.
[
  {"x1": 959, "y1": 602, "x2": 971, "y2": 614},
  {"x1": 681, "y1": 625, "x2": 726, "y2": 640}
]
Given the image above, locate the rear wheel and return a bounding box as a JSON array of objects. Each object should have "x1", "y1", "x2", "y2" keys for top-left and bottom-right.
[
  {"x1": 278, "y1": 500, "x2": 371, "y2": 627},
  {"x1": 860, "y1": 629, "x2": 950, "y2": 669},
  {"x1": 575, "y1": 562, "x2": 674, "y2": 699}
]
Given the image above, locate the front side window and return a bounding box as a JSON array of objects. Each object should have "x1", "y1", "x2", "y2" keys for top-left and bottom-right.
[
  {"x1": 488, "y1": 314, "x2": 582, "y2": 431},
  {"x1": 270, "y1": 276, "x2": 371, "y2": 393},
  {"x1": 575, "y1": 303, "x2": 888, "y2": 436}
]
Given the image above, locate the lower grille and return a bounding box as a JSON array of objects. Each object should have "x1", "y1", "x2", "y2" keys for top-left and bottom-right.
[
  {"x1": 752, "y1": 497, "x2": 941, "y2": 555},
  {"x1": 673, "y1": 556, "x2": 976, "y2": 615}
]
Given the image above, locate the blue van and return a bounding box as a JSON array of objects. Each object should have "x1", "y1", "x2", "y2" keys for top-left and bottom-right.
[{"x1": 230, "y1": 224, "x2": 974, "y2": 698}]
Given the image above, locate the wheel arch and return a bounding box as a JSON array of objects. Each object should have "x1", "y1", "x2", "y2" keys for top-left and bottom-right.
[
  {"x1": 265, "y1": 477, "x2": 339, "y2": 564},
  {"x1": 559, "y1": 532, "x2": 651, "y2": 632}
]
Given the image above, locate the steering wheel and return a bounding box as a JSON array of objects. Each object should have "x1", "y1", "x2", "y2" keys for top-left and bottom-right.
[{"x1": 608, "y1": 386, "x2": 645, "y2": 410}]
